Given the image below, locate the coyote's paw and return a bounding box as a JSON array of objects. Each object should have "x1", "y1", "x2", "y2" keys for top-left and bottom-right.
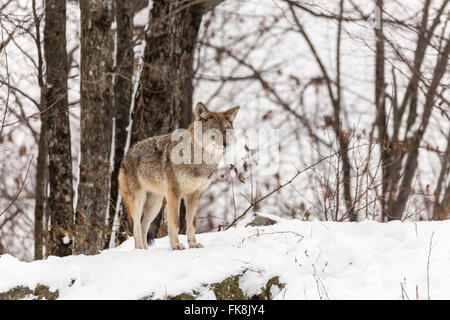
[
  {"x1": 189, "y1": 242, "x2": 204, "y2": 249},
  {"x1": 171, "y1": 243, "x2": 185, "y2": 250}
]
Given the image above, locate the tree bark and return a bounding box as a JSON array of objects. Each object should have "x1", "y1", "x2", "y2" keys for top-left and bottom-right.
[
  {"x1": 32, "y1": 0, "x2": 47, "y2": 260},
  {"x1": 107, "y1": 0, "x2": 134, "y2": 247},
  {"x1": 335, "y1": 0, "x2": 355, "y2": 222},
  {"x1": 44, "y1": 0, "x2": 74, "y2": 257},
  {"x1": 0, "y1": 241, "x2": 5, "y2": 255},
  {"x1": 432, "y1": 128, "x2": 450, "y2": 220},
  {"x1": 131, "y1": 0, "x2": 205, "y2": 239},
  {"x1": 374, "y1": 0, "x2": 389, "y2": 221},
  {"x1": 34, "y1": 119, "x2": 47, "y2": 260},
  {"x1": 75, "y1": 0, "x2": 113, "y2": 255}
]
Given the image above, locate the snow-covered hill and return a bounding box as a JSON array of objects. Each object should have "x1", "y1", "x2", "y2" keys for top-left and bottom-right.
[{"x1": 1, "y1": 214, "x2": 449, "y2": 300}]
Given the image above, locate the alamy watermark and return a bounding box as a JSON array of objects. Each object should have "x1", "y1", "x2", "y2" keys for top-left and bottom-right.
[{"x1": 169, "y1": 121, "x2": 280, "y2": 176}]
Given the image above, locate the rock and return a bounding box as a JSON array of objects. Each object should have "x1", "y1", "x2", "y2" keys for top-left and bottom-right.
[
  {"x1": 212, "y1": 275, "x2": 246, "y2": 300},
  {"x1": 139, "y1": 274, "x2": 285, "y2": 300},
  {"x1": 0, "y1": 284, "x2": 59, "y2": 300},
  {"x1": 246, "y1": 214, "x2": 277, "y2": 227},
  {"x1": 168, "y1": 293, "x2": 196, "y2": 300}
]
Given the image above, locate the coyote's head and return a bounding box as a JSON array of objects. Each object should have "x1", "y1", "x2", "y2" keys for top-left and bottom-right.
[{"x1": 193, "y1": 101, "x2": 240, "y2": 149}]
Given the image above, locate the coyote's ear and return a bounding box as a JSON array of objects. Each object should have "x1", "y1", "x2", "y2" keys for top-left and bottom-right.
[
  {"x1": 225, "y1": 106, "x2": 240, "y2": 122},
  {"x1": 195, "y1": 101, "x2": 211, "y2": 121}
]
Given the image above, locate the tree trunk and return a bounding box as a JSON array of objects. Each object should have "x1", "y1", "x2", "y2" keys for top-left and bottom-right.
[
  {"x1": 131, "y1": 0, "x2": 205, "y2": 239},
  {"x1": 31, "y1": 0, "x2": 48, "y2": 260},
  {"x1": 334, "y1": 0, "x2": 355, "y2": 222},
  {"x1": 34, "y1": 118, "x2": 47, "y2": 260},
  {"x1": 75, "y1": 0, "x2": 113, "y2": 255},
  {"x1": 374, "y1": 0, "x2": 389, "y2": 221},
  {"x1": 107, "y1": 0, "x2": 134, "y2": 248},
  {"x1": 44, "y1": 0, "x2": 74, "y2": 257},
  {"x1": 432, "y1": 129, "x2": 450, "y2": 220}
]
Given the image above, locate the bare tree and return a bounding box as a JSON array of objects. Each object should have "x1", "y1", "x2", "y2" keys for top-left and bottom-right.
[
  {"x1": 107, "y1": 0, "x2": 135, "y2": 247},
  {"x1": 75, "y1": 0, "x2": 114, "y2": 254},
  {"x1": 432, "y1": 127, "x2": 450, "y2": 220},
  {"x1": 287, "y1": 2, "x2": 355, "y2": 221},
  {"x1": 31, "y1": 0, "x2": 48, "y2": 259},
  {"x1": 373, "y1": 0, "x2": 388, "y2": 221},
  {"x1": 383, "y1": 1, "x2": 450, "y2": 220},
  {"x1": 44, "y1": 0, "x2": 74, "y2": 257}
]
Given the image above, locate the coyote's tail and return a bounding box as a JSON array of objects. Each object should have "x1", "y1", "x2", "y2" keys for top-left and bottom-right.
[{"x1": 118, "y1": 167, "x2": 134, "y2": 237}]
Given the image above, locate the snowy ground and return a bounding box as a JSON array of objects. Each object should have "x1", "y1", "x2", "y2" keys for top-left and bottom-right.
[{"x1": 1, "y1": 214, "x2": 449, "y2": 300}]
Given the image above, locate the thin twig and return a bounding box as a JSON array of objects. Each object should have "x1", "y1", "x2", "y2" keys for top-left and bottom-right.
[
  {"x1": 0, "y1": 156, "x2": 33, "y2": 218},
  {"x1": 225, "y1": 150, "x2": 343, "y2": 230},
  {"x1": 426, "y1": 232, "x2": 434, "y2": 300}
]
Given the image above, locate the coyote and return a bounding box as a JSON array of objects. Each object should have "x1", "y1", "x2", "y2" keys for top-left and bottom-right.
[{"x1": 119, "y1": 102, "x2": 239, "y2": 250}]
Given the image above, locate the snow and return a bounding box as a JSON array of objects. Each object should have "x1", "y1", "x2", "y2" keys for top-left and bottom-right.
[
  {"x1": 62, "y1": 236, "x2": 70, "y2": 245},
  {"x1": 1, "y1": 214, "x2": 449, "y2": 300}
]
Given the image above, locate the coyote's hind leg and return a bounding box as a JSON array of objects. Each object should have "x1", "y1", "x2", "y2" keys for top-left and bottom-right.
[
  {"x1": 130, "y1": 191, "x2": 146, "y2": 249},
  {"x1": 141, "y1": 193, "x2": 164, "y2": 249}
]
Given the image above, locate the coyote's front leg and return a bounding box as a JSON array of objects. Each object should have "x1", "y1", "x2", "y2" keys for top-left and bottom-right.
[
  {"x1": 185, "y1": 192, "x2": 203, "y2": 248},
  {"x1": 166, "y1": 188, "x2": 185, "y2": 250}
]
